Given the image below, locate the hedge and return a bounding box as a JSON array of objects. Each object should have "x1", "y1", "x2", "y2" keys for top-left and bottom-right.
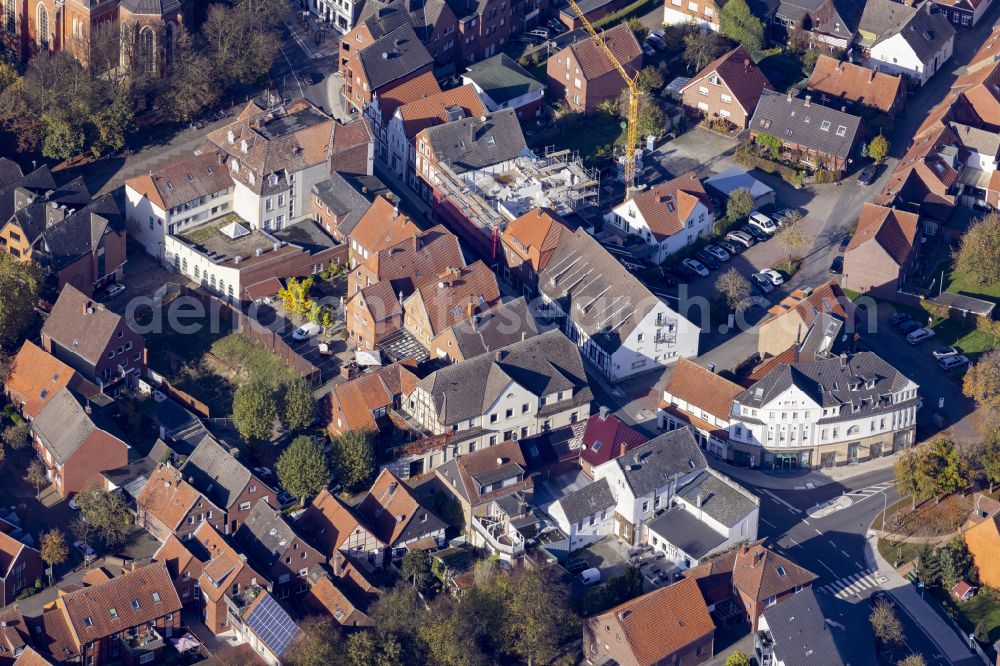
[
  {"x1": 591, "y1": 0, "x2": 661, "y2": 30},
  {"x1": 735, "y1": 143, "x2": 804, "y2": 187}
]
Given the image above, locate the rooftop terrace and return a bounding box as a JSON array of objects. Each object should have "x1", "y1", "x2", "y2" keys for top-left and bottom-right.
[{"x1": 177, "y1": 215, "x2": 280, "y2": 264}]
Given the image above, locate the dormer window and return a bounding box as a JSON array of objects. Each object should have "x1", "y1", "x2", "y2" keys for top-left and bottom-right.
[
  {"x1": 227, "y1": 130, "x2": 235, "y2": 144},
  {"x1": 240, "y1": 140, "x2": 248, "y2": 153}
]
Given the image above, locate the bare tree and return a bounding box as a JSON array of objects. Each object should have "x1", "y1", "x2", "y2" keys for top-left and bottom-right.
[
  {"x1": 777, "y1": 219, "x2": 810, "y2": 261},
  {"x1": 715, "y1": 268, "x2": 751, "y2": 311},
  {"x1": 869, "y1": 598, "x2": 904, "y2": 656}
]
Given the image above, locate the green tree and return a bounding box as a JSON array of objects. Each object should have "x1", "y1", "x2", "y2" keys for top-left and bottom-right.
[
  {"x1": 981, "y1": 431, "x2": 1000, "y2": 493},
  {"x1": 923, "y1": 438, "x2": 968, "y2": 499},
  {"x1": 627, "y1": 17, "x2": 649, "y2": 42},
  {"x1": 963, "y1": 350, "x2": 1000, "y2": 424},
  {"x1": 726, "y1": 187, "x2": 755, "y2": 222},
  {"x1": 2, "y1": 422, "x2": 30, "y2": 450},
  {"x1": 868, "y1": 134, "x2": 890, "y2": 163},
  {"x1": 401, "y1": 549, "x2": 433, "y2": 594},
  {"x1": 41, "y1": 113, "x2": 87, "y2": 160},
  {"x1": 330, "y1": 429, "x2": 376, "y2": 492},
  {"x1": 636, "y1": 66, "x2": 664, "y2": 93},
  {"x1": 0, "y1": 253, "x2": 41, "y2": 351},
  {"x1": 974, "y1": 621, "x2": 989, "y2": 644},
  {"x1": 232, "y1": 378, "x2": 276, "y2": 442},
  {"x1": 869, "y1": 598, "x2": 904, "y2": 655},
  {"x1": 75, "y1": 483, "x2": 131, "y2": 546},
  {"x1": 938, "y1": 538, "x2": 974, "y2": 589},
  {"x1": 160, "y1": 25, "x2": 219, "y2": 122},
  {"x1": 954, "y1": 213, "x2": 1000, "y2": 289},
  {"x1": 506, "y1": 568, "x2": 575, "y2": 666},
  {"x1": 899, "y1": 654, "x2": 927, "y2": 666},
  {"x1": 755, "y1": 132, "x2": 782, "y2": 159},
  {"x1": 344, "y1": 631, "x2": 402, "y2": 666},
  {"x1": 277, "y1": 277, "x2": 315, "y2": 318},
  {"x1": 286, "y1": 617, "x2": 344, "y2": 666},
  {"x1": 896, "y1": 448, "x2": 934, "y2": 509},
  {"x1": 421, "y1": 598, "x2": 487, "y2": 666},
  {"x1": 369, "y1": 586, "x2": 427, "y2": 663},
  {"x1": 615, "y1": 89, "x2": 667, "y2": 142},
  {"x1": 279, "y1": 378, "x2": 316, "y2": 431},
  {"x1": 39, "y1": 529, "x2": 68, "y2": 586},
  {"x1": 776, "y1": 219, "x2": 810, "y2": 260},
  {"x1": 720, "y1": 0, "x2": 764, "y2": 54},
  {"x1": 715, "y1": 268, "x2": 751, "y2": 310},
  {"x1": 276, "y1": 435, "x2": 330, "y2": 504},
  {"x1": 916, "y1": 544, "x2": 941, "y2": 585},
  {"x1": 724, "y1": 653, "x2": 752, "y2": 666}
]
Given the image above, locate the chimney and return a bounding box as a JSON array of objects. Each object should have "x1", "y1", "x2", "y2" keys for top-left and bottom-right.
[
  {"x1": 84, "y1": 301, "x2": 95, "y2": 315},
  {"x1": 466, "y1": 295, "x2": 475, "y2": 318},
  {"x1": 521, "y1": 331, "x2": 527, "y2": 341},
  {"x1": 740, "y1": 543, "x2": 750, "y2": 556},
  {"x1": 753, "y1": 551, "x2": 764, "y2": 566},
  {"x1": 870, "y1": 68, "x2": 876, "y2": 83},
  {"x1": 744, "y1": 58, "x2": 751, "y2": 71},
  {"x1": 787, "y1": 91, "x2": 793, "y2": 102},
  {"x1": 839, "y1": 352, "x2": 848, "y2": 368},
  {"x1": 804, "y1": 95, "x2": 811, "y2": 107},
  {"x1": 620, "y1": 441, "x2": 628, "y2": 457},
  {"x1": 599, "y1": 405, "x2": 609, "y2": 420},
  {"x1": 696, "y1": 493, "x2": 704, "y2": 508},
  {"x1": 495, "y1": 350, "x2": 502, "y2": 362},
  {"x1": 393, "y1": 204, "x2": 399, "y2": 218}
]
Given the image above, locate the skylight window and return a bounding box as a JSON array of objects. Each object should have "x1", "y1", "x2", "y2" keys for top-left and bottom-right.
[
  {"x1": 84, "y1": 617, "x2": 93, "y2": 628},
  {"x1": 131, "y1": 599, "x2": 140, "y2": 611},
  {"x1": 836, "y1": 125, "x2": 847, "y2": 137},
  {"x1": 777, "y1": 566, "x2": 787, "y2": 577},
  {"x1": 152, "y1": 592, "x2": 161, "y2": 603},
  {"x1": 109, "y1": 608, "x2": 118, "y2": 620},
  {"x1": 820, "y1": 120, "x2": 831, "y2": 131}
]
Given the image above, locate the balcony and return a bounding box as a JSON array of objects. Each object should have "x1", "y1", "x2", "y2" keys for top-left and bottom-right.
[
  {"x1": 224, "y1": 586, "x2": 263, "y2": 620},
  {"x1": 472, "y1": 515, "x2": 525, "y2": 560},
  {"x1": 119, "y1": 628, "x2": 164, "y2": 656}
]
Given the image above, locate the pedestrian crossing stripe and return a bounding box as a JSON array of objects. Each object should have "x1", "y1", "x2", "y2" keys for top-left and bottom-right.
[
  {"x1": 844, "y1": 481, "x2": 895, "y2": 499},
  {"x1": 817, "y1": 570, "x2": 881, "y2": 599}
]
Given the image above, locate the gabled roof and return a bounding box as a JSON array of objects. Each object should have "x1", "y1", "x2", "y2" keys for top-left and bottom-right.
[
  {"x1": 609, "y1": 429, "x2": 707, "y2": 497},
  {"x1": 760, "y1": 588, "x2": 843, "y2": 666},
  {"x1": 681, "y1": 46, "x2": 773, "y2": 114},
  {"x1": 125, "y1": 149, "x2": 234, "y2": 211},
  {"x1": 592, "y1": 578, "x2": 714, "y2": 666},
  {"x1": 445, "y1": 297, "x2": 540, "y2": 360},
  {"x1": 32, "y1": 388, "x2": 127, "y2": 466},
  {"x1": 500, "y1": 207, "x2": 567, "y2": 273},
  {"x1": 326, "y1": 361, "x2": 419, "y2": 433},
  {"x1": 181, "y1": 437, "x2": 258, "y2": 510},
  {"x1": 663, "y1": 358, "x2": 743, "y2": 422},
  {"x1": 397, "y1": 84, "x2": 487, "y2": 139},
  {"x1": 6, "y1": 341, "x2": 97, "y2": 419},
  {"x1": 349, "y1": 195, "x2": 422, "y2": 253},
  {"x1": 234, "y1": 500, "x2": 312, "y2": 572},
  {"x1": 298, "y1": 490, "x2": 377, "y2": 556},
  {"x1": 42, "y1": 284, "x2": 133, "y2": 367},
  {"x1": 750, "y1": 90, "x2": 862, "y2": 160},
  {"x1": 565, "y1": 23, "x2": 641, "y2": 81},
  {"x1": 413, "y1": 329, "x2": 589, "y2": 426},
  {"x1": 462, "y1": 53, "x2": 544, "y2": 105},
  {"x1": 359, "y1": 223, "x2": 463, "y2": 293},
  {"x1": 194, "y1": 522, "x2": 264, "y2": 603},
  {"x1": 0, "y1": 607, "x2": 31, "y2": 662},
  {"x1": 152, "y1": 533, "x2": 202, "y2": 582},
  {"x1": 807, "y1": 55, "x2": 902, "y2": 113},
  {"x1": 376, "y1": 70, "x2": 443, "y2": 120},
  {"x1": 732, "y1": 542, "x2": 818, "y2": 602},
  {"x1": 623, "y1": 171, "x2": 713, "y2": 241},
  {"x1": 846, "y1": 203, "x2": 919, "y2": 265},
  {"x1": 872, "y1": 2, "x2": 954, "y2": 63},
  {"x1": 966, "y1": 513, "x2": 1000, "y2": 586},
  {"x1": 313, "y1": 173, "x2": 392, "y2": 239},
  {"x1": 240, "y1": 591, "x2": 301, "y2": 658},
  {"x1": 420, "y1": 108, "x2": 527, "y2": 174},
  {"x1": 32, "y1": 193, "x2": 125, "y2": 273},
  {"x1": 0, "y1": 530, "x2": 27, "y2": 579},
  {"x1": 59, "y1": 562, "x2": 182, "y2": 641},
  {"x1": 138, "y1": 465, "x2": 215, "y2": 532},
  {"x1": 675, "y1": 470, "x2": 758, "y2": 527},
  {"x1": 579, "y1": 410, "x2": 648, "y2": 468},
  {"x1": 355, "y1": 469, "x2": 446, "y2": 546},
  {"x1": 358, "y1": 23, "x2": 433, "y2": 91},
  {"x1": 761, "y1": 280, "x2": 850, "y2": 332},
  {"x1": 12, "y1": 647, "x2": 51, "y2": 666},
  {"x1": 437, "y1": 439, "x2": 531, "y2": 506},
  {"x1": 304, "y1": 572, "x2": 374, "y2": 627},
  {"x1": 557, "y1": 477, "x2": 615, "y2": 524},
  {"x1": 406, "y1": 260, "x2": 500, "y2": 337},
  {"x1": 36, "y1": 607, "x2": 78, "y2": 663}
]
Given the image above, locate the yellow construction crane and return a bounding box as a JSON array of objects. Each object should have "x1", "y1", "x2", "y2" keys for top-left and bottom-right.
[{"x1": 565, "y1": 0, "x2": 640, "y2": 201}]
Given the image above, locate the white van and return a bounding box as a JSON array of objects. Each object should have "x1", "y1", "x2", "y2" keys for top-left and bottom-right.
[
  {"x1": 578, "y1": 567, "x2": 601, "y2": 586},
  {"x1": 749, "y1": 211, "x2": 777, "y2": 235}
]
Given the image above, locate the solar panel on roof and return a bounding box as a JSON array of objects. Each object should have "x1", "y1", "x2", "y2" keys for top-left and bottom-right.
[{"x1": 244, "y1": 593, "x2": 301, "y2": 657}]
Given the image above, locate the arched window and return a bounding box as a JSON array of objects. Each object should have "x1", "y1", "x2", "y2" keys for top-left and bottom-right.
[
  {"x1": 164, "y1": 22, "x2": 175, "y2": 65},
  {"x1": 36, "y1": 4, "x2": 48, "y2": 48},
  {"x1": 138, "y1": 26, "x2": 155, "y2": 74}
]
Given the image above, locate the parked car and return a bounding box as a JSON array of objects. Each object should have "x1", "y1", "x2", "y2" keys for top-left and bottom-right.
[
  {"x1": 693, "y1": 250, "x2": 719, "y2": 270},
  {"x1": 932, "y1": 346, "x2": 959, "y2": 360},
  {"x1": 888, "y1": 312, "x2": 912, "y2": 327},
  {"x1": 103, "y1": 283, "x2": 126, "y2": 299},
  {"x1": 718, "y1": 239, "x2": 743, "y2": 255},
  {"x1": 642, "y1": 43, "x2": 656, "y2": 57},
  {"x1": 906, "y1": 328, "x2": 936, "y2": 344},
  {"x1": 276, "y1": 491, "x2": 298, "y2": 510},
  {"x1": 578, "y1": 568, "x2": 601, "y2": 586},
  {"x1": 547, "y1": 18, "x2": 564, "y2": 32},
  {"x1": 774, "y1": 208, "x2": 803, "y2": 226},
  {"x1": 74, "y1": 540, "x2": 96, "y2": 562},
  {"x1": 748, "y1": 211, "x2": 777, "y2": 235},
  {"x1": 704, "y1": 244, "x2": 731, "y2": 262},
  {"x1": 839, "y1": 235, "x2": 851, "y2": 252},
  {"x1": 252, "y1": 466, "x2": 275, "y2": 480},
  {"x1": 751, "y1": 273, "x2": 775, "y2": 294},
  {"x1": 527, "y1": 28, "x2": 549, "y2": 39},
  {"x1": 741, "y1": 224, "x2": 771, "y2": 242},
  {"x1": 68, "y1": 498, "x2": 80, "y2": 510},
  {"x1": 858, "y1": 163, "x2": 881, "y2": 186},
  {"x1": 898, "y1": 319, "x2": 922, "y2": 335},
  {"x1": 829, "y1": 256, "x2": 844, "y2": 274},
  {"x1": 681, "y1": 258, "x2": 710, "y2": 277},
  {"x1": 565, "y1": 558, "x2": 589, "y2": 574},
  {"x1": 759, "y1": 268, "x2": 784, "y2": 285},
  {"x1": 725, "y1": 230, "x2": 755, "y2": 248},
  {"x1": 292, "y1": 322, "x2": 322, "y2": 340},
  {"x1": 646, "y1": 34, "x2": 667, "y2": 51},
  {"x1": 939, "y1": 354, "x2": 970, "y2": 370}
]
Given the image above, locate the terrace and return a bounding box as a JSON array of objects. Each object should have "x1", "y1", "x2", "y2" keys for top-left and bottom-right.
[{"x1": 176, "y1": 215, "x2": 281, "y2": 266}]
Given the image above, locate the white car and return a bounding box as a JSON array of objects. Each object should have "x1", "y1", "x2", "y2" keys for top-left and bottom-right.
[
  {"x1": 73, "y1": 540, "x2": 96, "y2": 561},
  {"x1": 749, "y1": 212, "x2": 777, "y2": 235},
  {"x1": 939, "y1": 355, "x2": 969, "y2": 370},
  {"x1": 704, "y1": 244, "x2": 731, "y2": 262},
  {"x1": 932, "y1": 346, "x2": 959, "y2": 360},
  {"x1": 759, "y1": 268, "x2": 785, "y2": 285},
  {"x1": 682, "y1": 258, "x2": 710, "y2": 277},
  {"x1": 906, "y1": 328, "x2": 935, "y2": 345},
  {"x1": 292, "y1": 322, "x2": 322, "y2": 340}
]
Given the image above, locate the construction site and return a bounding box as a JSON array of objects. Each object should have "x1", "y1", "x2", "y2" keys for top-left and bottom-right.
[{"x1": 431, "y1": 146, "x2": 601, "y2": 262}]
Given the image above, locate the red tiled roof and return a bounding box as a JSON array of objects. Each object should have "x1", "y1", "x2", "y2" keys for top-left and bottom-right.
[
  {"x1": 846, "y1": 203, "x2": 920, "y2": 266},
  {"x1": 299, "y1": 491, "x2": 380, "y2": 556},
  {"x1": 327, "y1": 361, "x2": 419, "y2": 434},
  {"x1": 663, "y1": 358, "x2": 743, "y2": 422},
  {"x1": 500, "y1": 208, "x2": 567, "y2": 273},
  {"x1": 350, "y1": 196, "x2": 422, "y2": 253},
  {"x1": 376, "y1": 70, "x2": 443, "y2": 120},
  {"x1": 682, "y1": 46, "x2": 773, "y2": 115},
  {"x1": 137, "y1": 466, "x2": 208, "y2": 532},
  {"x1": 304, "y1": 575, "x2": 374, "y2": 627},
  {"x1": 398, "y1": 85, "x2": 488, "y2": 139},
  {"x1": 807, "y1": 55, "x2": 902, "y2": 113},
  {"x1": 731, "y1": 542, "x2": 817, "y2": 602},
  {"x1": 12, "y1": 647, "x2": 51, "y2": 666},
  {"x1": 6, "y1": 341, "x2": 97, "y2": 419},
  {"x1": 408, "y1": 260, "x2": 500, "y2": 337},
  {"x1": 567, "y1": 23, "x2": 641, "y2": 81},
  {"x1": 579, "y1": 411, "x2": 647, "y2": 468},
  {"x1": 356, "y1": 469, "x2": 440, "y2": 546},
  {"x1": 627, "y1": 172, "x2": 713, "y2": 241}
]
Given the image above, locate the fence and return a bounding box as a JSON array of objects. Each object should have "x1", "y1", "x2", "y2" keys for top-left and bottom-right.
[{"x1": 230, "y1": 307, "x2": 323, "y2": 387}]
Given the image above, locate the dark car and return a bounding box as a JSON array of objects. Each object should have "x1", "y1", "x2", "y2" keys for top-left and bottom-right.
[
  {"x1": 751, "y1": 273, "x2": 775, "y2": 294},
  {"x1": 889, "y1": 312, "x2": 912, "y2": 326},
  {"x1": 741, "y1": 224, "x2": 770, "y2": 242},
  {"x1": 839, "y1": 235, "x2": 851, "y2": 252},
  {"x1": 693, "y1": 250, "x2": 720, "y2": 270},
  {"x1": 565, "y1": 558, "x2": 589, "y2": 574},
  {"x1": 659, "y1": 268, "x2": 681, "y2": 287},
  {"x1": 858, "y1": 163, "x2": 881, "y2": 186},
  {"x1": 898, "y1": 319, "x2": 922, "y2": 335},
  {"x1": 829, "y1": 256, "x2": 844, "y2": 274},
  {"x1": 718, "y1": 239, "x2": 744, "y2": 255}
]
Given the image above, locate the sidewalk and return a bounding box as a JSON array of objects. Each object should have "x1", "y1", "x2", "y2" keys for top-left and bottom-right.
[
  {"x1": 865, "y1": 532, "x2": 979, "y2": 666},
  {"x1": 709, "y1": 452, "x2": 899, "y2": 490}
]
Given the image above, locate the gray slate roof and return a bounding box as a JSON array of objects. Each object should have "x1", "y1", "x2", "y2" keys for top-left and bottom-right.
[
  {"x1": 312, "y1": 173, "x2": 390, "y2": 237},
  {"x1": 414, "y1": 329, "x2": 590, "y2": 426},
  {"x1": 646, "y1": 506, "x2": 727, "y2": 559},
  {"x1": 32, "y1": 388, "x2": 126, "y2": 465},
  {"x1": 558, "y1": 477, "x2": 615, "y2": 524},
  {"x1": 675, "y1": 470, "x2": 758, "y2": 528},
  {"x1": 463, "y1": 54, "x2": 544, "y2": 105},
  {"x1": 358, "y1": 23, "x2": 433, "y2": 91},
  {"x1": 120, "y1": 0, "x2": 183, "y2": 14},
  {"x1": 751, "y1": 90, "x2": 862, "y2": 161},
  {"x1": 774, "y1": 0, "x2": 864, "y2": 35},
  {"x1": 37, "y1": 193, "x2": 124, "y2": 272},
  {"x1": 181, "y1": 436, "x2": 255, "y2": 509},
  {"x1": 421, "y1": 108, "x2": 527, "y2": 174},
  {"x1": 0, "y1": 165, "x2": 56, "y2": 227},
  {"x1": 613, "y1": 429, "x2": 707, "y2": 497},
  {"x1": 761, "y1": 588, "x2": 844, "y2": 666},
  {"x1": 737, "y1": 351, "x2": 916, "y2": 422},
  {"x1": 537, "y1": 227, "x2": 668, "y2": 353},
  {"x1": 448, "y1": 297, "x2": 539, "y2": 359},
  {"x1": 234, "y1": 499, "x2": 302, "y2": 571},
  {"x1": 861, "y1": 0, "x2": 954, "y2": 59}
]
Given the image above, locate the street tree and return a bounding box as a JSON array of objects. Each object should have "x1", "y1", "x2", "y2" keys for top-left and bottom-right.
[
  {"x1": 869, "y1": 598, "x2": 904, "y2": 655},
  {"x1": 868, "y1": 135, "x2": 890, "y2": 163},
  {"x1": 776, "y1": 219, "x2": 810, "y2": 260},
  {"x1": 233, "y1": 378, "x2": 277, "y2": 442},
  {"x1": 726, "y1": 187, "x2": 755, "y2": 222},
  {"x1": 24, "y1": 460, "x2": 47, "y2": 498},
  {"x1": 279, "y1": 378, "x2": 316, "y2": 431},
  {"x1": 954, "y1": 213, "x2": 1000, "y2": 288},
  {"x1": 276, "y1": 435, "x2": 330, "y2": 504},
  {"x1": 899, "y1": 655, "x2": 927, "y2": 666},
  {"x1": 964, "y1": 350, "x2": 1000, "y2": 426},
  {"x1": 39, "y1": 529, "x2": 68, "y2": 586},
  {"x1": 724, "y1": 653, "x2": 751, "y2": 666},
  {"x1": 720, "y1": 0, "x2": 764, "y2": 54},
  {"x1": 0, "y1": 253, "x2": 41, "y2": 352},
  {"x1": 923, "y1": 437, "x2": 968, "y2": 499},
  {"x1": 75, "y1": 483, "x2": 131, "y2": 546},
  {"x1": 715, "y1": 268, "x2": 751, "y2": 311},
  {"x1": 330, "y1": 429, "x2": 376, "y2": 492},
  {"x1": 895, "y1": 448, "x2": 933, "y2": 509}
]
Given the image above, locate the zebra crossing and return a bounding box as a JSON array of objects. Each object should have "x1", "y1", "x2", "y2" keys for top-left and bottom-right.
[
  {"x1": 844, "y1": 480, "x2": 895, "y2": 501},
  {"x1": 817, "y1": 569, "x2": 882, "y2": 600}
]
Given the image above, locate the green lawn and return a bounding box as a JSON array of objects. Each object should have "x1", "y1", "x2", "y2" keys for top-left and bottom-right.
[
  {"x1": 530, "y1": 111, "x2": 626, "y2": 167},
  {"x1": 876, "y1": 538, "x2": 923, "y2": 568},
  {"x1": 929, "y1": 319, "x2": 1000, "y2": 361},
  {"x1": 935, "y1": 587, "x2": 1000, "y2": 644},
  {"x1": 945, "y1": 267, "x2": 1000, "y2": 305}
]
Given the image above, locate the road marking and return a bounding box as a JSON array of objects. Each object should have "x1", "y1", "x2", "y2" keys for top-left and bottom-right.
[
  {"x1": 816, "y1": 559, "x2": 839, "y2": 577},
  {"x1": 817, "y1": 569, "x2": 881, "y2": 600},
  {"x1": 827, "y1": 540, "x2": 838, "y2": 548},
  {"x1": 814, "y1": 528, "x2": 823, "y2": 536},
  {"x1": 761, "y1": 489, "x2": 802, "y2": 514},
  {"x1": 802, "y1": 519, "x2": 811, "y2": 525},
  {"x1": 840, "y1": 550, "x2": 851, "y2": 558},
  {"x1": 789, "y1": 538, "x2": 802, "y2": 548},
  {"x1": 279, "y1": 47, "x2": 306, "y2": 98},
  {"x1": 760, "y1": 517, "x2": 777, "y2": 528}
]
